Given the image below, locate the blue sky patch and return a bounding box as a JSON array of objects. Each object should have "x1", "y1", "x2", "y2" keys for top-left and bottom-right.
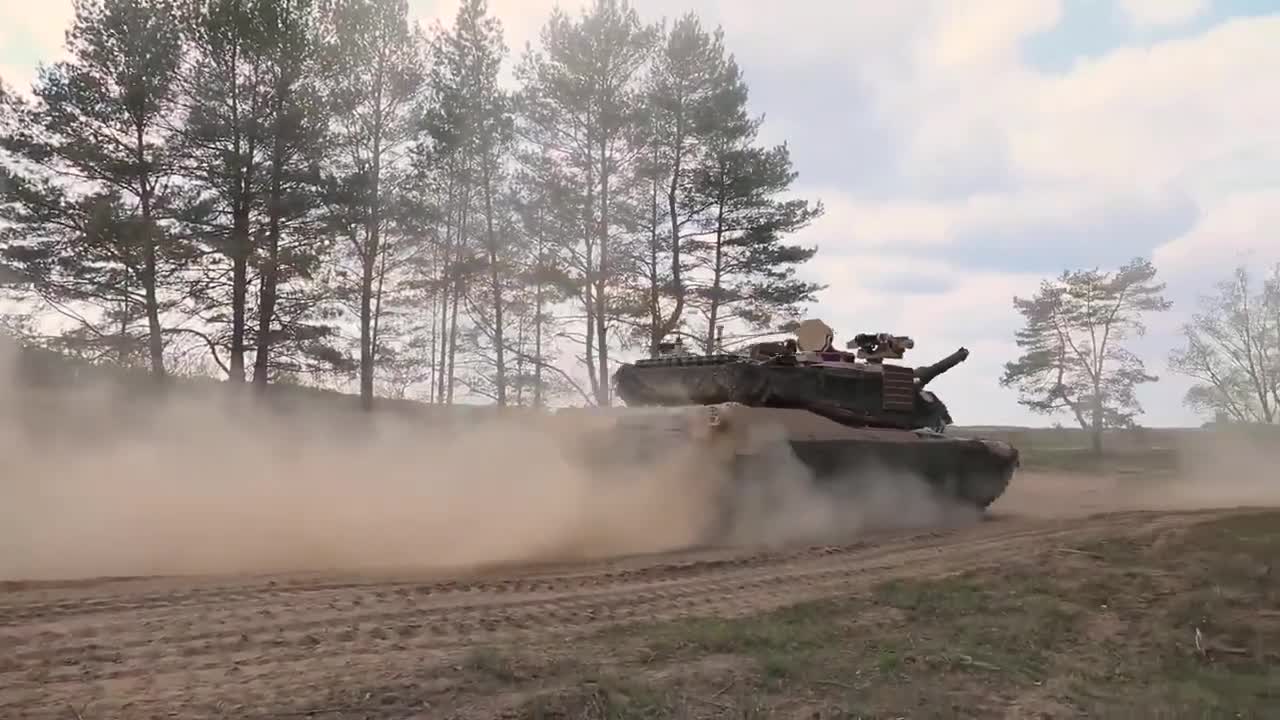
[
  {"x1": 1024, "y1": 0, "x2": 1280, "y2": 73},
  {"x1": 945, "y1": 190, "x2": 1201, "y2": 275}
]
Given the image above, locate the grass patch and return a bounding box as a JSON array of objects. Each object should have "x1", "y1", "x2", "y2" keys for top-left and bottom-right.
[
  {"x1": 504, "y1": 510, "x2": 1280, "y2": 719},
  {"x1": 1017, "y1": 446, "x2": 1181, "y2": 476},
  {"x1": 522, "y1": 677, "x2": 681, "y2": 720},
  {"x1": 462, "y1": 646, "x2": 523, "y2": 683}
]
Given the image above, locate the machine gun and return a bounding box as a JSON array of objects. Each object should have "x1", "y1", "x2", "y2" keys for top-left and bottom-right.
[
  {"x1": 655, "y1": 337, "x2": 692, "y2": 358},
  {"x1": 847, "y1": 332, "x2": 915, "y2": 362},
  {"x1": 843, "y1": 332, "x2": 968, "y2": 387}
]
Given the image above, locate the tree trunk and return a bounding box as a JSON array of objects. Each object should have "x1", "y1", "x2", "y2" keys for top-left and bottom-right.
[
  {"x1": 1091, "y1": 380, "x2": 1103, "y2": 456},
  {"x1": 371, "y1": 234, "x2": 389, "y2": 380},
  {"x1": 119, "y1": 261, "x2": 131, "y2": 366},
  {"x1": 648, "y1": 167, "x2": 660, "y2": 356},
  {"x1": 483, "y1": 164, "x2": 505, "y2": 406},
  {"x1": 143, "y1": 227, "x2": 165, "y2": 378},
  {"x1": 360, "y1": 59, "x2": 385, "y2": 412},
  {"x1": 428, "y1": 271, "x2": 439, "y2": 404},
  {"x1": 436, "y1": 177, "x2": 456, "y2": 403},
  {"x1": 705, "y1": 176, "x2": 726, "y2": 354},
  {"x1": 595, "y1": 138, "x2": 610, "y2": 406},
  {"x1": 514, "y1": 315, "x2": 526, "y2": 406},
  {"x1": 253, "y1": 196, "x2": 281, "y2": 387},
  {"x1": 446, "y1": 183, "x2": 470, "y2": 405},
  {"x1": 662, "y1": 117, "x2": 685, "y2": 342},
  {"x1": 254, "y1": 79, "x2": 288, "y2": 388},
  {"x1": 134, "y1": 119, "x2": 167, "y2": 378},
  {"x1": 359, "y1": 234, "x2": 377, "y2": 410},
  {"x1": 360, "y1": 194, "x2": 381, "y2": 410},
  {"x1": 227, "y1": 46, "x2": 252, "y2": 385},
  {"x1": 533, "y1": 217, "x2": 545, "y2": 410},
  {"x1": 447, "y1": 272, "x2": 461, "y2": 405},
  {"x1": 228, "y1": 197, "x2": 250, "y2": 383},
  {"x1": 581, "y1": 159, "x2": 598, "y2": 402}
]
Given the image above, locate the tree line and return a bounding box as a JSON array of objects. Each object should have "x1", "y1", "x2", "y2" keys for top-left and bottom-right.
[
  {"x1": 0, "y1": 0, "x2": 824, "y2": 409},
  {"x1": 7, "y1": 0, "x2": 1266, "y2": 440},
  {"x1": 1001, "y1": 257, "x2": 1280, "y2": 452}
]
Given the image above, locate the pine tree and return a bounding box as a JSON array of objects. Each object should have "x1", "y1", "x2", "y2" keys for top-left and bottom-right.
[
  {"x1": 636, "y1": 12, "x2": 741, "y2": 353},
  {"x1": 423, "y1": 0, "x2": 515, "y2": 404},
  {"x1": 507, "y1": 146, "x2": 593, "y2": 406},
  {"x1": 0, "y1": 0, "x2": 188, "y2": 375},
  {"x1": 687, "y1": 140, "x2": 824, "y2": 352},
  {"x1": 515, "y1": 0, "x2": 657, "y2": 405},
  {"x1": 1001, "y1": 257, "x2": 1173, "y2": 453},
  {"x1": 3, "y1": 0, "x2": 829, "y2": 408},
  {"x1": 251, "y1": 0, "x2": 344, "y2": 385},
  {"x1": 177, "y1": 0, "x2": 273, "y2": 382},
  {"x1": 324, "y1": 0, "x2": 426, "y2": 409}
]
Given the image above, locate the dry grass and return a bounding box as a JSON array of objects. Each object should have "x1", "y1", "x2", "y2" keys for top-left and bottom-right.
[{"x1": 427, "y1": 510, "x2": 1280, "y2": 719}]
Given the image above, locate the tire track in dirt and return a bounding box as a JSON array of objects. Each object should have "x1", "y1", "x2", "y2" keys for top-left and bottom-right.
[
  {"x1": 0, "y1": 513, "x2": 1190, "y2": 674},
  {"x1": 0, "y1": 525, "x2": 955, "y2": 624},
  {"x1": 0, "y1": 517, "x2": 1064, "y2": 658},
  {"x1": 0, "y1": 509, "x2": 1236, "y2": 720}
]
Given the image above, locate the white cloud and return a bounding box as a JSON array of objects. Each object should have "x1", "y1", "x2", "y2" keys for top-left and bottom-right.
[
  {"x1": 921, "y1": 0, "x2": 1063, "y2": 69},
  {"x1": 0, "y1": 63, "x2": 34, "y2": 94},
  {"x1": 0, "y1": 3, "x2": 72, "y2": 93},
  {"x1": 1118, "y1": 0, "x2": 1210, "y2": 28},
  {"x1": 0, "y1": 4, "x2": 72, "y2": 56},
  {"x1": 1010, "y1": 17, "x2": 1280, "y2": 188},
  {"x1": 1153, "y1": 188, "x2": 1280, "y2": 284},
  {"x1": 874, "y1": 14, "x2": 1280, "y2": 197},
  {"x1": 802, "y1": 185, "x2": 1194, "y2": 264},
  {"x1": 411, "y1": 0, "x2": 550, "y2": 52}
]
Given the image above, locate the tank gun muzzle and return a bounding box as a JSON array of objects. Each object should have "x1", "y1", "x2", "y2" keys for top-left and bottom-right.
[{"x1": 914, "y1": 347, "x2": 970, "y2": 388}]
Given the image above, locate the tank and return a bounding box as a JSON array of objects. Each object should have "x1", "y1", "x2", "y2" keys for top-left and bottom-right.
[{"x1": 562, "y1": 319, "x2": 1019, "y2": 545}]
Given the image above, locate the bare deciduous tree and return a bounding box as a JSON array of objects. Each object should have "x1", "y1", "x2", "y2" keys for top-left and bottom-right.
[{"x1": 1170, "y1": 263, "x2": 1280, "y2": 424}]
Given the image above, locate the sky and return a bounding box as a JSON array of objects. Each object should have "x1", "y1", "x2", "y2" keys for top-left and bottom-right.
[{"x1": 2, "y1": 0, "x2": 1278, "y2": 427}]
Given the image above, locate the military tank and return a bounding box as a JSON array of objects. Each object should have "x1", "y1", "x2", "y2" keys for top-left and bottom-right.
[{"x1": 566, "y1": 319, "x2": 1018, "y2": 544}]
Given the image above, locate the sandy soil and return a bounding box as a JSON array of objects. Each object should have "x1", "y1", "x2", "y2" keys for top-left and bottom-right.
[{"x1": 2, "y1": 467, "x2": 1263, "y2": 720}]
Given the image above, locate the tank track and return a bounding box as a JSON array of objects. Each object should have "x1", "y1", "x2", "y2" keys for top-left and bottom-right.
[{"x1": 564, "y1": 402, "x2": 1018, "y2": 547}]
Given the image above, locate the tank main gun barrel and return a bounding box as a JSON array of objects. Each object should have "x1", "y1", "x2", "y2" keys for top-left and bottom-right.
[{"x1": 913, "y1": 347, "x2": 970, "y2": 388}]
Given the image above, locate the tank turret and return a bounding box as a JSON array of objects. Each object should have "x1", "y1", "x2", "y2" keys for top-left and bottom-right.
[{"x1": 614, "y1": 319, "x2": 973, "y2": 432}]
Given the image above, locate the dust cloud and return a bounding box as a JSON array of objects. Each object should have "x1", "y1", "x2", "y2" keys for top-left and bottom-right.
[
  {"x1": 1132, "y1": 428, "x2": 1280, "y2": 511},
  {"x1": 0, "y1": 344, "x2": 975, "y2": 582},
  {"x1": 990, "y1": 428, "x2": 1280, "y2": 520}
]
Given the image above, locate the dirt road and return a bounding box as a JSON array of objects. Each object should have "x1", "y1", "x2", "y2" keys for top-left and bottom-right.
[{"x1": 0, "y1": 490, "x2": 1244, "y2": 720}]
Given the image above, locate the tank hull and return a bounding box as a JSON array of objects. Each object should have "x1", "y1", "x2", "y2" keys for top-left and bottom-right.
[
  {"x1": 785, "y1": 432, "x2": 1016, "y2": 509},
  {"x1": 558, "y1": 402, "x2": 1018, "y2": 546}
]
